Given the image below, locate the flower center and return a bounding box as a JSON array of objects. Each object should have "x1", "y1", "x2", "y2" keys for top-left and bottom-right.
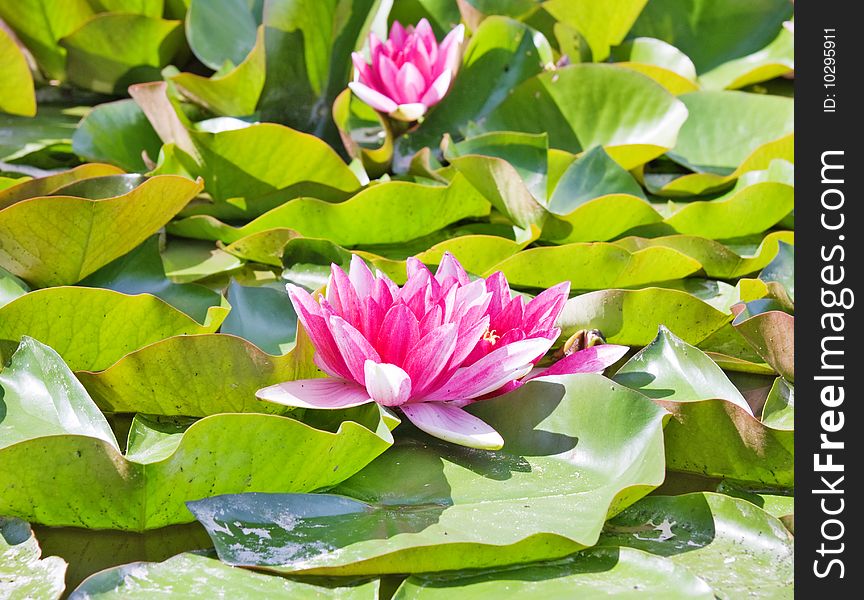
[{"x1": 482, "y1": 328, "x2": 500, "y2": 345}]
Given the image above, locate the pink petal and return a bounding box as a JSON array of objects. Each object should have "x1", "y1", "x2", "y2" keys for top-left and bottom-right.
[
  {"x1": 369, "y1": 32, "x2": 384, "y2": 62},
  {"x1": 490, "y1": 294, "x2": 525, "y2": 334},
  {"x1": 434, "y1": 24, "x2": 465, "y2": 76},
  {"x1": 313, "y1": 352, "x2": 347, "y2": 379},
  {"x1": 256, "y1": 378, "x2": 372, "y2": 410},
  {"x1": 451, "y1": 279, "x2": 490, "y2": 323},
  {"x1": 287, "y1": 285, "x2": 352, "y2": 380},
  {"x1": 390, "y1": 103, "x2": 428, "y2": 122},
  {"x1": 414, "y1": 18, "x2": 437, "y2": 54},
  {"x1": 404, "y1": 323, "x2": 459, "y2": 397},
  {"x1": 420, "y1": 69, "x2": 452, "y2": 106},
  {"x1": 410, "y1": 35, "x2": 434, "y2": 82},
  {"x1": 329, "y1": 315, "x2": 382, "y2": 385},
  {"x1": 328, "y1": 264, "x2": 362, "y2": 328},
  {"x1": 360, "y1": 296, "x2": 386, "y2": 343},
  {"x1": 406, "y1": 256, "x2": 433, "y2": 280},
  {"x1": 351, "y1": 52, "x2": 371, "y2": 83},
  {"x1": 348, "y1": 82, "x2": 398, "y2": 113},
  {"x1": 349, "y1": 254, "x2": 375, "y2": 298},
  {"x1": 419, "y1": 303, "x2": 444, "y2": 335},
  {"x1": 530, "y1": 345, "x2": 630, "y2": 379},
  {"x1": 364, "y1": 361, "x2": 412, "y2": 406},
  {"x1": 399, "y1": 263, "x2": 434, "y2": 319},
  {"x1": 377, "y1": 303, "x2": 420, "y2": 366},
  {"x1": 396, "y1": 62, "x2": 426, "y2": 103},
  {"x1": 484, "y1": 271, "x2": 512, "y2": 319},
  {"x1": 372, "y1": 275, "x2": 396, "y2": 308},
  {"x1": 426, "y1": 337, "x2": 554, "y2": 401},
  {"x1": 389, "y1": 20, "x2": 407, "y2": 48},
  {"x1": 378, "y1": 270, "x2": 400, "y2": 299},
  {"x1": 435, "y1": 252, "x2": 469, "y2": 287},
  {"x1": 449, "y1": 315, "x2": 490, "y2": 367},
  {"x1": 524, "y1": 282, "x2": 570, "y2": 332},
  {"x1": 401, "y1": 403, "x2": 503, "y2": 450},
  {"x1": 480, "y1": 379, "x2": 523, "y2": 400},
  {"x1": 376, "y1": 54, "x2": 403, "y2": 102}
]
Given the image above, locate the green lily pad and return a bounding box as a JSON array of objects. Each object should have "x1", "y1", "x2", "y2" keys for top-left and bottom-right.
[
  {"x1": 0, "y1": 287, "x2": 227, "y2": 371},
  {"x1": 32, "y1": 522, "x2": 214, "y2": 593},
  {"x1": 651, "y1": 134, "x2": 793, "y2": 196},
  {"x1": 630, "y1": 0, "x2": 793, "y2": 74},
  {"x1": 614, "y1": 326, "x2": 751, "y2": 414},
  {"x1": 489, "y1": 243, "x2": 702, "y2": 290},
  {"x1": 447, "y1": 154, "x2": 546, "y2": 230},
  {"x1": 760, "y1": 377, "x2": 793, "y2": 430},
  {"x1": 610, "y1": 37, "x2": 698, "y2": 95},
  {"x1": 0, "y1": 337, "x2": 394, "y2": 530},
  {"x1": 71, "y1": 99, "x2": 162, "y2": 172},
  {"x1": 0, "y1": 105, "x2": 80, "y2": 163},
  {"x1": 549, "y1": 146, "x2": 645, "y2": 213},
  {"x1": 0, "y1": 163, "x2": 123, "y2": 210},
  {"x1": 0, "y1": 175, "x2": 203, "y2": 287},
  {"x1": 732, "y1": 304, "x2": 794, "y2": 382},
  {"x1": 394, "y1": 546, "x2": 713, "y2": 599},
  {"x1": 0, "y1": 518, "x2": 67, "y2": 600},
  {"x1": 0, "y1": 27, "x2": 36, "y2": 117},
  {"x1": 668, "y1": 91, "x2": 794, "y2": 172},
  {"x1": 190, "y1": 374, "x2": 668, "y2": 574},
  {"x1": 601, "y1": 492, "x2": 794, "y2": 598},
  {"x1": 613, "y1": 232, "x2": 794, "y2": 279},
  {"x1": 557, "y1": 288, "x2": 730, "y2": 346},
  {"x1": 0, "y1": 266, "x2": 29, "y2": 309},
  {"x1": 662, "y1": 179, "x2": 793, "y2": 240},
  {"x1": 79, "y1": 236, "x2": 221, "y2": 324},
  {"x1": 543, "y1": 0, "x2": 648, "y2": 61},
  {"x1": 185, "y1": 0, "x2": 260, "y2": 70},
  {"x1": 69, "y1": 552, "x2": 380, "y2": 599},
  {"x1": 60, "y1": 14, "x2": 186, "y2": 94},
  {"x1": 77, "y1": 331, "x2": 318, "y2": 416},
  {"x1": 221, "y1": 280, "x2": 298, "y2": 354},
  {"x1": 713, "y1": 481, "x2": 793, "y2": 522},
  {"x1": 481, "y1": 64, "x2": 688, "y2": 169},
  {"x1": 446, "y1": 131, "x2": 549, "y2": 202},
  {"x1": 169, "y1": 175, "x2": 490, "y2": 246},
  {"x1": 172, "y1": 26, "x2": 266, "y2": 117},
  {"x1": 759, "y1": 240, "x2": 793, "y2": 302},
  {"x1": 542, "y1": 194, "x2": 662, "y2": 244},
  {"x1": 161, "y1": 238, "x2": 244, "y2": 283},
  {"x1": 699, "y1": 26, "x2": 793, "y2": 90},
  {"x1": 86, "y1": 1, "x2": 164, "y2": 16},
  {"x1": 614, "y1": 327, "x2": 792, "y2": 486},
  {"x1": 164, "y1": 123, "x2": 361, "y2": 218},
  {"x1": 417, "y1": 234, "x2": 525, "y2": 276},
  {"x1": 0, "y1": 0, "x2": 95, "y2": 80}
]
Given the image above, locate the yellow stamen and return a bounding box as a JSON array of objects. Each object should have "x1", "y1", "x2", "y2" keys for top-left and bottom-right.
[{"x1": 483, "y1": 329, "x2": 500, "y2": 344}]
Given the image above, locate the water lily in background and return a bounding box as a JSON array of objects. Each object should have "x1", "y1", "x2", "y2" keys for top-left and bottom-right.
[
  {"x1": 257, "y1": 253, "x2": 628, "y2": 450},
  {"x1": 349, "y1": 19, "x2": 465, "y2": 122}
]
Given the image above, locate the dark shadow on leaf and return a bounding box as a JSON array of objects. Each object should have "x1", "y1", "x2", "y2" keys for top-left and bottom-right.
[
  {"x1": 34, "y1": 521, "x2": 213, "y2": 592},
  {"x1": 600, "y1": 493, "x2": 716, "y2": 557},
  {"x1": 470, "y1": 380, "x2": 580, "y2": 458},
  {"x1": 614, "y1": 371, "x2": 677, "y2": 399}
]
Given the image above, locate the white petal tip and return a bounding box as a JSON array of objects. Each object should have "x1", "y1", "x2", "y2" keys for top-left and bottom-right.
[
  {"x1": 390, "y1": 103, "x2": 428, "y2": 122},
  {"x1": 401, "y1": 403, "x2": 504, "y2": 450}
]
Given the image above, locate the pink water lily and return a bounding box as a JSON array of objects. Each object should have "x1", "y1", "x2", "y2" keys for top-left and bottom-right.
[
  {"x1": 349, "y1": 19, "x2": 465, "y2": 122},
  {"x1": 256, "y1": 253, "x2": 628, "y2": 450}
]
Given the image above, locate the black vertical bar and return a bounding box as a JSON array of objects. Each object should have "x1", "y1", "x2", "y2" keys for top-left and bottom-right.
[{"x1": 796, "y1": 1, "x2": 862, "y2": 595}]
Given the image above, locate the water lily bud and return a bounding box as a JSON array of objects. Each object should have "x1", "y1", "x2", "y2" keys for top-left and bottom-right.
[{"x1": 348, "y1": 19, "x2": 465, "y2": 122}]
